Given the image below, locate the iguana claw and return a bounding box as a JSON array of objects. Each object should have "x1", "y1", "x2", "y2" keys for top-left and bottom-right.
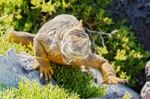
[{"x1": 39, "y1": 66, "x2": 53, "y2": 81}]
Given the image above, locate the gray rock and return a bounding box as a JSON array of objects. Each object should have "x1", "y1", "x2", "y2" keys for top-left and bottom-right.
[
  {"x1": 88, "y1": 69, "x2": 140, "y2": 99},
  {"x1": 141, "y1": 81, "x2": 150, "y2": 99},
  {"x1": 145, "y1": 60, "x2": 150, "y2": 81},
  {"x1": 90, "y1": 84, "x2": 140, "y2": 99},
  {"x1": 141, "y1": 60, "x2": 150, "y2": 99},
  {"x1": 104, "y1": 84, "x2": 140, "y2": 99},
  {"x1": 0, "y1": 48, "x2": 40, "y2": 87}
]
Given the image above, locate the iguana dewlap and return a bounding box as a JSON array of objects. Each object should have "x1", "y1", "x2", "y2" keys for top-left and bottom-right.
[{"x1": 7, "y1": 14, "x2": 127, "y2": 84}]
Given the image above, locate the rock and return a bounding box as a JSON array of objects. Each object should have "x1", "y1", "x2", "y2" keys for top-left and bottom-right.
[
  {"x1": 88, "y1": 69, "x2": 140, "y2": 99},
  {"x1": 104, "y1": 84, "x2": 140, "y2": 99},
  {"x1": 90, "y1": 84, "x2": 141, "y2": 99},
  {"x1": 140, "y1": 60, "x2": 150, "y2": 99},
  {"x1": 0, "y1": 48, "x2": 55, "y2": 87},
  {"x1": 141, "y1": 81, "x2": 150, "y2": 99},
  {"x1": 90, "y1": 84, "x2": 140, "y2": 99},
  {"x1": 145, "y1": 60, "x2": 150, "y2": 81},
  {"x1": 0, "y1": 48, "x2": 39, "y2": 87}
]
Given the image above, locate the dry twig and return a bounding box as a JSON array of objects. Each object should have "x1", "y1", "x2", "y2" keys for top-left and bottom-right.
[{"x1": 84, "y1": 28, "x2": 119, "y2": 47}]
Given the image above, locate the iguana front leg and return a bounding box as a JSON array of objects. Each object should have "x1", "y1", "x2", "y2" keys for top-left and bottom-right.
[
  {"x1": 82, "y1": 53, "x2": 127, "y2": 84},
  {"x1": 100, "y1": 62, "x2": 127, "y2": 84},
  {"x1": 34, "y1": 33, "x2": 53, "y2": 81}
]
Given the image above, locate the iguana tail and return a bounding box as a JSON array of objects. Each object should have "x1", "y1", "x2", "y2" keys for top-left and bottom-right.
[{"x1": 7, "y1": 30, "x2": 35, "y2": 46}]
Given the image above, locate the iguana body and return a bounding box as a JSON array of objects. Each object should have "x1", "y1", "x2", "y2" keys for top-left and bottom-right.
[{"x1": 7, "y1": 14, "x2": 126, "y2": 84}]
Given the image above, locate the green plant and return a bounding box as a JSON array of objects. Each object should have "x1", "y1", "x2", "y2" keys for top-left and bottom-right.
[
  {"x1": 0, "y1": 0, "x2": 112, "y2": 33},
  {"x1": 0, "y1": 80, "x2": 79, "y2": 99},
  {"x1": 122, "y1": 92, "x2": 132, "y2": 99},
  {"x1": 53, "y1": 64, "x2": 106, "y2": 98},
  {"x1": 96, "y1": 27, "x2": 150, "y2": 86}
]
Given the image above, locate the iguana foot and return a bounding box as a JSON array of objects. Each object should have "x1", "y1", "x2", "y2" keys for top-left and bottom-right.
[
  {"x1": 103, "y1": 76, "x2": 128, "y2": 84},
  {"x1": 38, "y1": 66, "x2": 53, "y2": 81}
]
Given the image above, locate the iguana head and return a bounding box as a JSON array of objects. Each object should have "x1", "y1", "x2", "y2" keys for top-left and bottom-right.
[{"x1": 61, "y1": 20, "x2": 91, "y2": 62}]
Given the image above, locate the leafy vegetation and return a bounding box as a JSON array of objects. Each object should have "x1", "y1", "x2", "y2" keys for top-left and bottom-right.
[
  {"x1": 95, "y1": 26, "x2": 150, "y2": 86},
  {"x1": 0, "y1": 0, "x2": 150, "y2": 98},
  {"x1": 53, "y1": 64, "x2": 106, "y2": 98},
  {"x1": 0, "y1": 80, "x2": 80, "y2": 99}
]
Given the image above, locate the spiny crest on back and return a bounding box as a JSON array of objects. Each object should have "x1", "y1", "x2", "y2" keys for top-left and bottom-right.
[{"x1": 76, "y1": 20, "x2": 83, "y2": 30}]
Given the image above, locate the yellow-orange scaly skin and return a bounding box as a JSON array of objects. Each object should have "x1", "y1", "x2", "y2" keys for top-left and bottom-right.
[{"x1": 7, "y1": 14, "x2": 127, "y2": 84}]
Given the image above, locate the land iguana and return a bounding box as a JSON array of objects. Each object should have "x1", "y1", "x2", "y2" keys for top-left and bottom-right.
[{"x1": 7, "y1": 14, "x2": 127, "y2": 84}]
